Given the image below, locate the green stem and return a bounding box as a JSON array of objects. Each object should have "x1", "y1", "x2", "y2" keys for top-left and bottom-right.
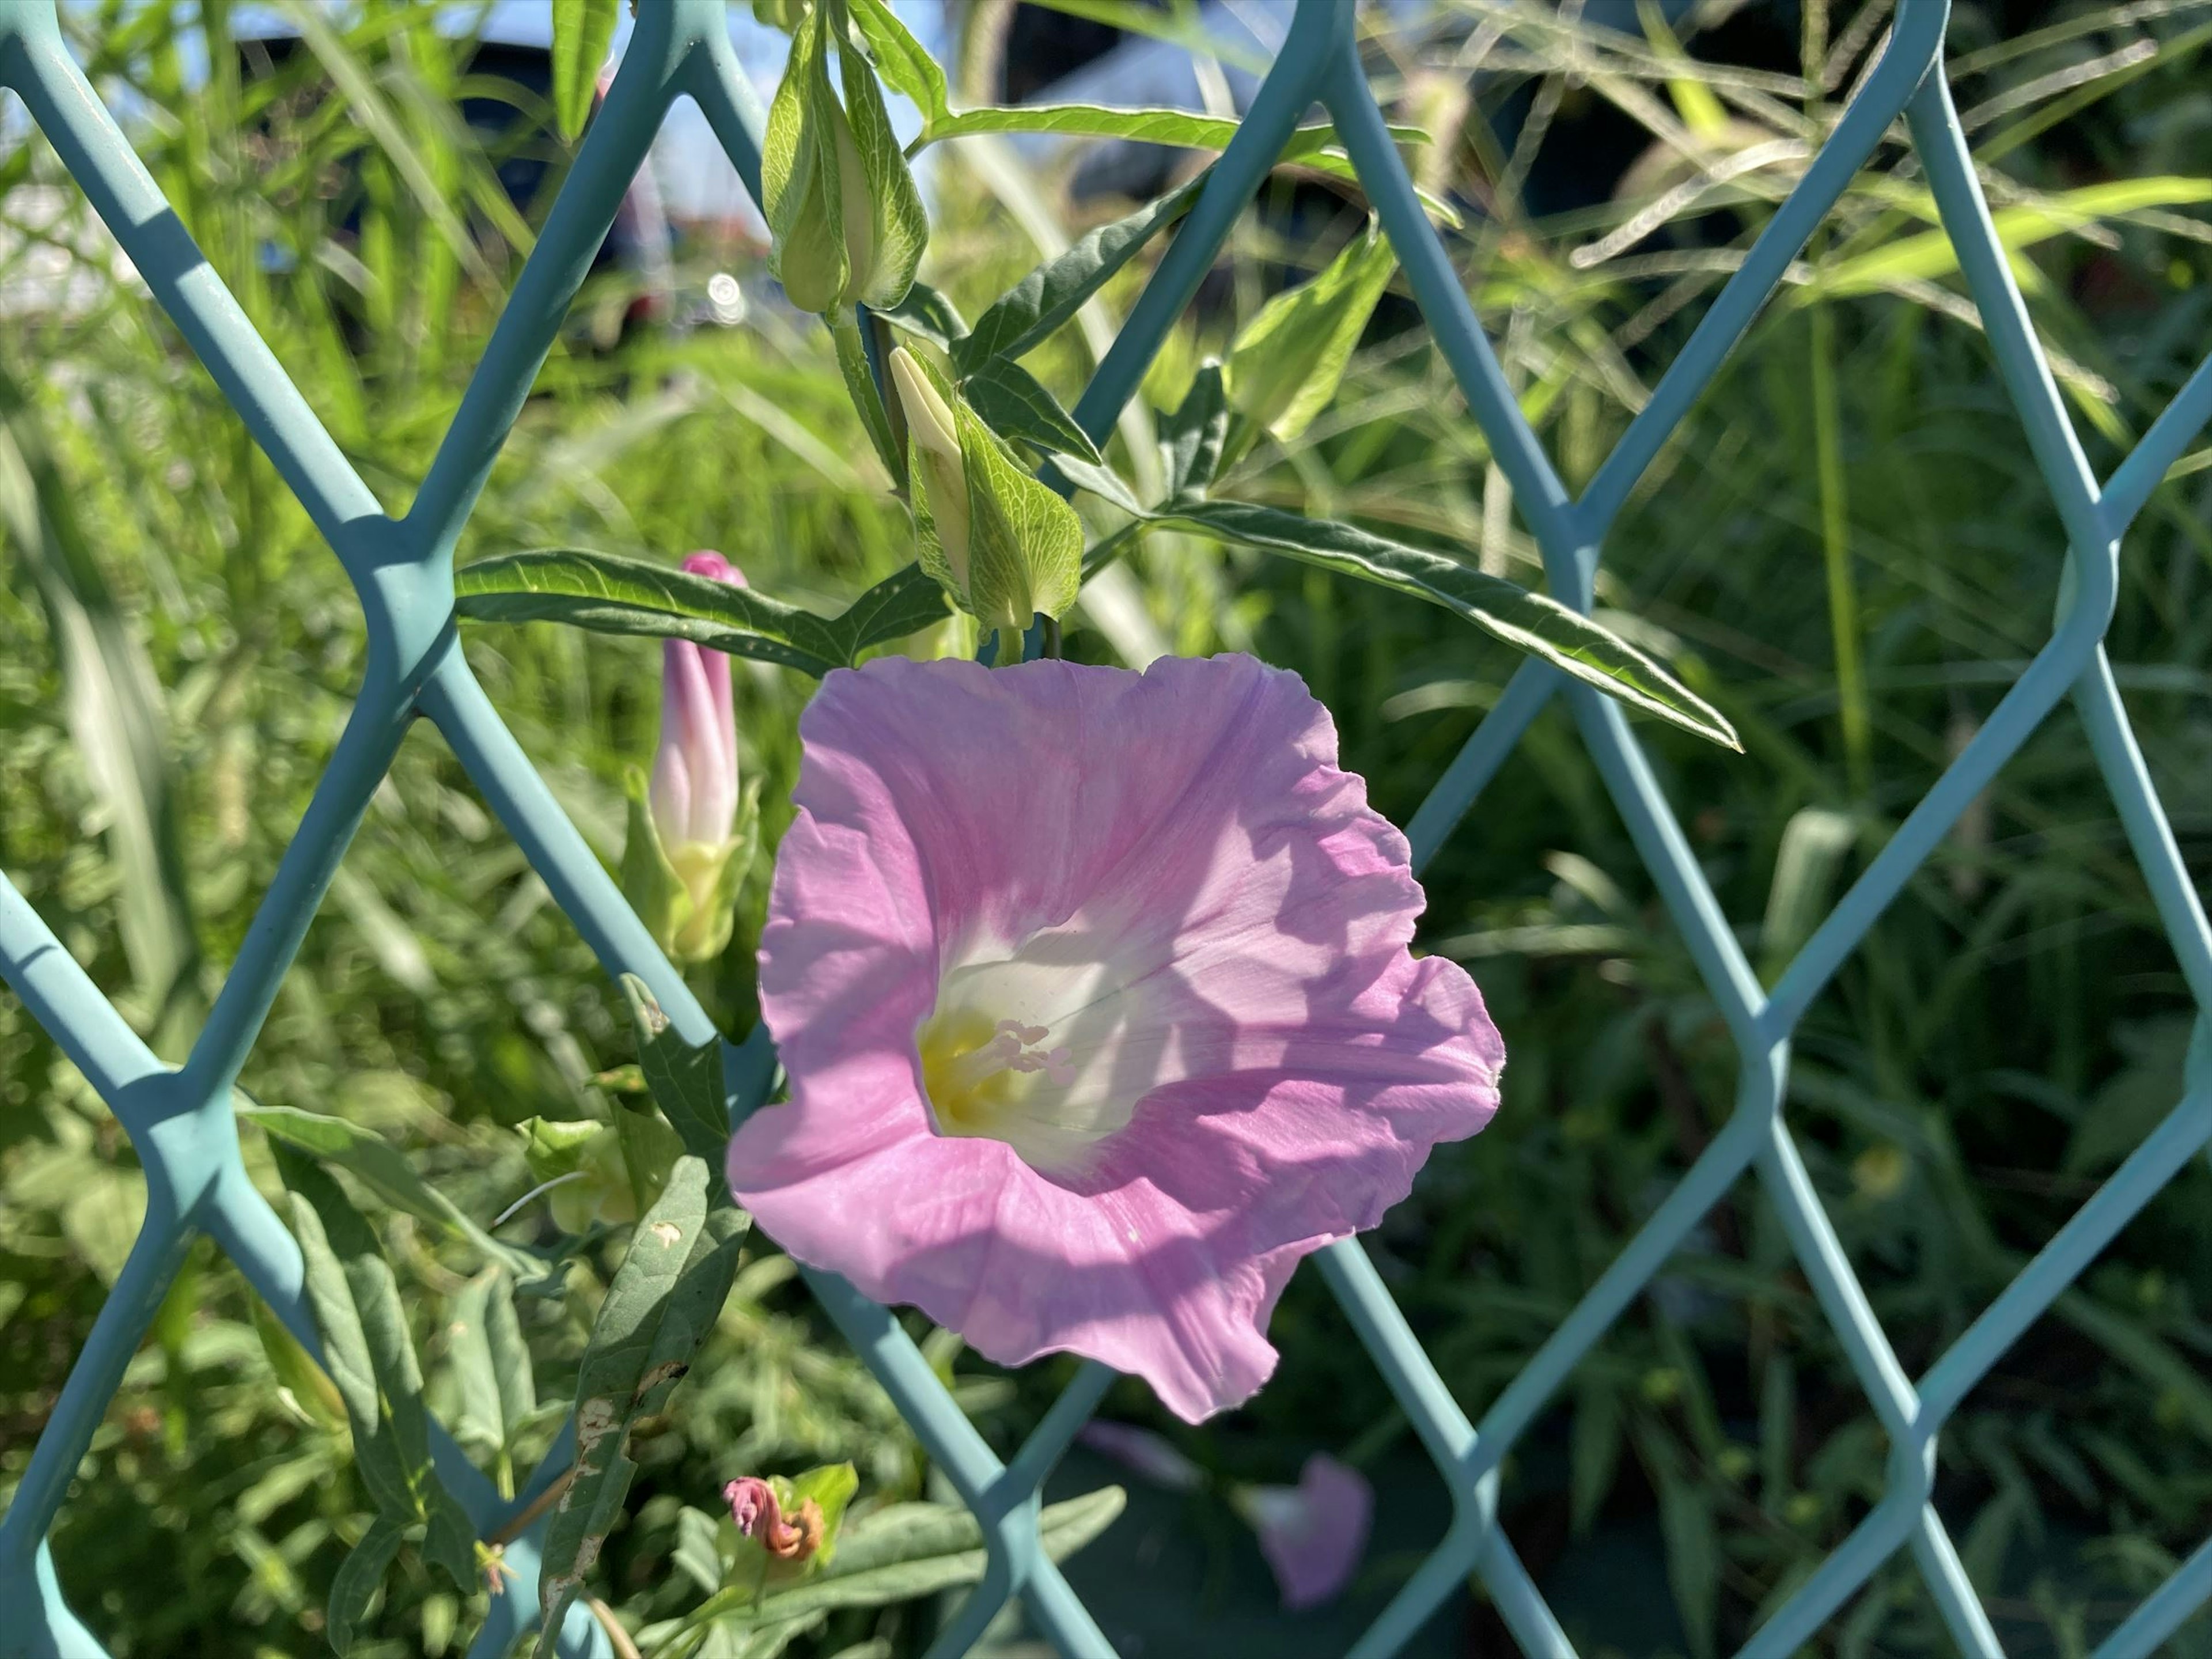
[
  {"x1": 1809, "y1": 302, "x2": 1869, "y2": 798},
  {"x1": 830, "y1": 307, "x2": 903, "y2": 484},
  {"x1": 1041, "y1": 615, "x2": 1062, "y2": 659}
]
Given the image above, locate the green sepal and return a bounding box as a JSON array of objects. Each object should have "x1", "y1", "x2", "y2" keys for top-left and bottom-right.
[
  {"x1": 763, "y1": 6, "x2": 849, "y2": 314},
  {"x1": 619, "y1": 767, "x2": 761, "y2": 968},
  {"x1": 618, "y1": 764, "x2": 687, "y2": 963},
  {"x1": 834, "y1": 0, "x2": 926, "y2": 309},
  {"x1": 902, "y1": 350, "x2": 1081, "y2": 631}
]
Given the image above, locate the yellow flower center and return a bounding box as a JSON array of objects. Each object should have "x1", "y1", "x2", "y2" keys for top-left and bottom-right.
[{"x1": 916, "y1": 1007, "x2": 1073, "y2": 1141}]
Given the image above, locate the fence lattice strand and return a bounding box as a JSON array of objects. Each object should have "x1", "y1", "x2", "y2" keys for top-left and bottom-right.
[{"x1": 3, "y1": 0, "x2": 2211, "y2": 1654}]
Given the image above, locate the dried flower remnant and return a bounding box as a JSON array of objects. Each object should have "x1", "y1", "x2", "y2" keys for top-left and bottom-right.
[{"x1": 722, "y1": 1477, "x2": 825, "y2": 1564}]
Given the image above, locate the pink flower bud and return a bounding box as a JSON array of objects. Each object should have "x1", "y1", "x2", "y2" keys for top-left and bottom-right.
[{"x1": 650, "y1": 552, "x2": 744, "y2": 854}]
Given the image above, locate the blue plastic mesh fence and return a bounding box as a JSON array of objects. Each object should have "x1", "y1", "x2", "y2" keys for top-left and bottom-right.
[{"x1": 3, "y1": 1, "x2": 2211, "y2": 1655}]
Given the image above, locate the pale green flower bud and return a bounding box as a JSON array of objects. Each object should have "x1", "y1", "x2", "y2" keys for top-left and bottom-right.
[
  {"x1": 890, "y1": 346, "x2": 972, "y2": 590},
  {"x1": 888, "y1": 346, "x2": 1083, "y2": 643},
  {"x1": 763, "y1": 0, "x2": 926, "y2": 316}
]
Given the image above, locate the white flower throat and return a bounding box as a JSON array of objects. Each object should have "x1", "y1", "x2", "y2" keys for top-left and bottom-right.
[{"x1": 914, "y1": 933, "x2": 1162, "y2": 1175}]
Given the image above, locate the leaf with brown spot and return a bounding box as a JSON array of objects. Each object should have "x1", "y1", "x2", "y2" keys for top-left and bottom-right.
[{"x1": 535, "y1": 1157, "x2": 748, "y2": 1653}]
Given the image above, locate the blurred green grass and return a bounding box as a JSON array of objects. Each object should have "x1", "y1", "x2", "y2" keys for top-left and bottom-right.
[{"x1": 3, "y1": 2, "x2": 2212, "y2": 1655}]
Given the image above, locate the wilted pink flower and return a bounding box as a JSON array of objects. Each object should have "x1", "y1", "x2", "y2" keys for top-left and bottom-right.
[
  {"x1": 1236, "y1": 1453, "x2": 1373, "y2": 1609},
  {"x1": 727, "y1": 654, "x2": 1502, "y2": 1422},
  {"x1": 650, "y1": 551, "x2": 745, "y2": 855},
  {"x1": 722, "y1": 1477, "x2": 823, "y2": 1562},
  {"x1": 1078, "y1": 1422, "x2": 1205, "y2": 1493},
  {"x1": 724, "y1": 1475, "x2": 772, "y2": 1535}
]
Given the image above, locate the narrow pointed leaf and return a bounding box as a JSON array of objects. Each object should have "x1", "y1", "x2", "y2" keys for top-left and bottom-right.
[
  {"x1": 1154, "y1": 499, "x2": 1740, "y2": 748},
  {"x1": 456, "y1": 549, "x2": 946, "y2": 673},
  {"x1": 326, "y1": 1516, "x2": 404, "y2": 1654},
  {"x1": 1159, "y1": 362, "x2": 1229, "y2": 497},
  {"x1": 963, "y1": 358, "x2": 1103, "y2": 465},
  {"x1": 1224, "y1": 224, "x2": 1396, "y2": 445},
  {"x1": 538, "y1": 1157, "x2": 749, "y2": 1649},
  {"x1": 549, "y1": 0, "x2": 619, "y2": 141},
  {"x1": 917, "y1": 105, "x2": 1421, "y2": 157},
  {"x1": 620, "y1": 976, "x2": 731, "y2": 1172},
  {"x1": 955, "y1": 172, "x2": 1206, "y2": 372},
  {"x1": 845, "y1": 0, "x2": 950, "y2": 126},
  {"x1": 874, "y1": 280, "x2": 968, "y2": 350},
  {"x1": 279, "y1": 1152, "x2": 478, "y2": 1596},
  {"x1": 243, "y1": 1100, "x2": 536, "y2": 1276}
]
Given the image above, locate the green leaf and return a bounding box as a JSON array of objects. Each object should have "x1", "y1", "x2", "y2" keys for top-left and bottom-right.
[
  {"x1": 953, "y1": 172, "x2": 1206, "y2": 373},
  {"x1": 1158, "y1": 362, "x2": 1229, "y2": 498},
  {"x1": 243, "y1": 1100, "x2": 537, "y2": 1277},
  {"x1": 549, "y1": 0, "x2": 619, "y2": 142},
  {"x1": 538, "y1": 1157, "x2": 750, "y2": 1650},
  {"x1": 455, "y1": 549, "x2": 947, "y2": 674},
  {"x1": 618, "y1": 766, "x2": 690, "y2": 961},
  {"x1": 917, "y1": 104, "x2": 1420, "y2": 157},
  {"x1": 450, "y1": 1268, "x2": 526, "y2": 1458},
  {"x1": 844, "y1": 0, "x2": 950, "y2": 126},
  {"x1": 326, "y1": 1516, "x2": 404, "y2": 1654},
  {"x1": 1758, "y1": 807, "x2": 1857, "y2": 983},
  {"x1": 279, "y1": 1152, "x2": 478, "y2": 1596},
  {"x1": 830, "y1": 563, "x2": 957, "y2": 659},
  {"x1": 1152, "y1": 499, "x2": 1741, "y2": 748},
  {"x1": 1223, "y1": 222, "x2": 1396, "y2": 445},
  {"x1": 1569, "y1": 1373, "x2": 1623, "y2": 1538},
  {"x1": 672, "y1": 1505, "x2": 726, "y2": 1597},
  {"x1": 782, "y1": 1464, "x2": 859, "y2": 1568},
  {"x1": 963, "y1": 358, "x2": 1103, "y2": 465},
  {"x1": 249, "y1": 1294, "x2": 347, "y2": 1430},
  {"x1": 612, "y1": 1107, "x2": 685, "y2": 1221},
  {"x1": 1653, "y1": 1456, "x2": 1719, "y2": 1659},
  {"x1": 1810, "y1": 178, "x2": 2212, "y2": 300},
  {"x1": 1052, "y1": 452, "x2": 1150, "y2": 520},
  {"x1": 620, "y1": 976, "x2": 734, "y2": 1172},
  {"x1": 873, "y1": 280, "x2": 968, "y2": 350},
  {"x1": 520, "y1": 1116, "x2": 603, "y2": 1184}
]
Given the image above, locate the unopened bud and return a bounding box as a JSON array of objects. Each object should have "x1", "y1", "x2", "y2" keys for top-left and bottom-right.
[
  {"x1": 764, "y1": 2, "x2": 923, "y2": 315},
  {"x1": 622, "y1": 553, "x2": 759, "y2": 965},
  {"x1": 890, "y1": 346, "x2": 972, "y2": 590},
  {"x1": 887, "y1": 346, "x2": 1081, "y2": 641}
]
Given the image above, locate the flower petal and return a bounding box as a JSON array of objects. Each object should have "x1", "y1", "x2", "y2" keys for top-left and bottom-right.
[{"x1": 1241, "y1": 1453, "x2": 1373, "y2": 1609}]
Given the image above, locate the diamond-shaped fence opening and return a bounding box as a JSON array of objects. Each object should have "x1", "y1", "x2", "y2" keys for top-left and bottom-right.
[{"x1": 3, "y1": 1, "x2": 2211, "y2": 1656}]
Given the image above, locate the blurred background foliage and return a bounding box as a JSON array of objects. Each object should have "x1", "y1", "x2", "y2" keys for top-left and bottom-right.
[{"x1": 2, "y1": 1, "x2": 2211, "y2": 1655}]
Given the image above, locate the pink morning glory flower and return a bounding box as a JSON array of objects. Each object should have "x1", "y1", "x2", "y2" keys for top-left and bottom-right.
[
  {"x1": 1234, "y1": 1453, "x2": 1373, "y2": 1609},
  {"x1": 726, "y1": 653, "x2": 1502, "y2": 1422}
]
